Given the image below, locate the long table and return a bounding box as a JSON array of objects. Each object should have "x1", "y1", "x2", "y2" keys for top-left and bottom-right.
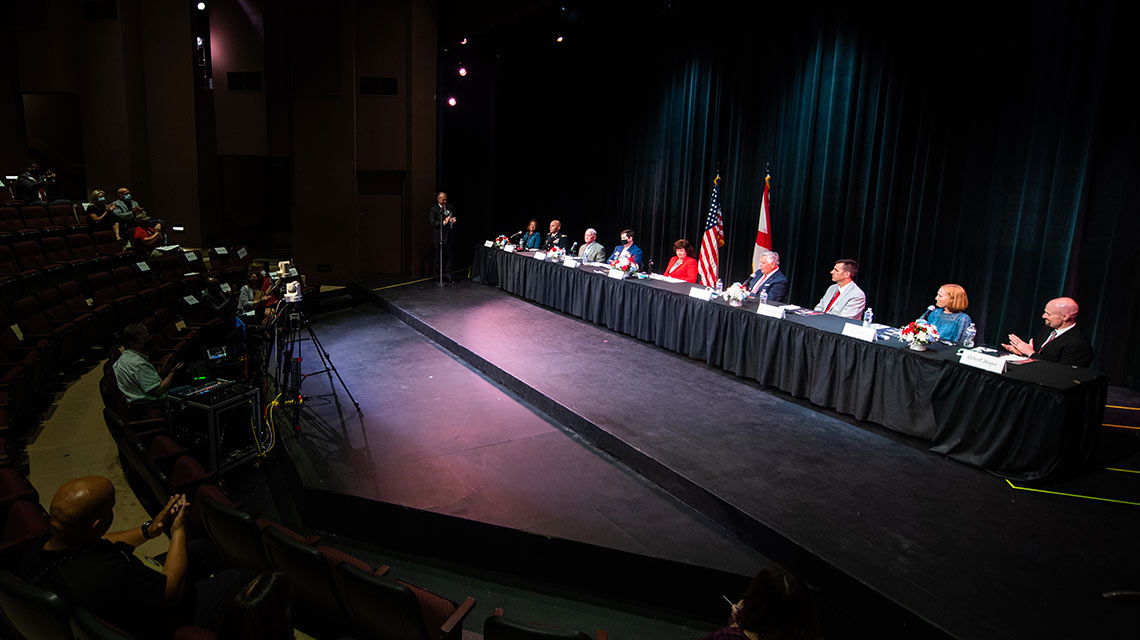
[{"x1": 471, "y1": 245, "x2": 1107, "y2": 481}]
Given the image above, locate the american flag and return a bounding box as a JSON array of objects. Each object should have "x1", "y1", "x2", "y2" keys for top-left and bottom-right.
[{"x1": 698, "y1": 174, "x2": 724, "y2": 287}]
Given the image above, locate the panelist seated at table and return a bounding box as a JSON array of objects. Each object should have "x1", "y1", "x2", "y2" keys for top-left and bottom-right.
[
  {"x1": 578, "y1": 228, "x2": 607, "y2": 262},
  {"x1": 608, "y1": 228, "x2": 644, "y2": 267},
  {"x1": 1002, "y1": 296, "x2": 1094, "y2": 367},
  {"x1": 744, "y1": 251, "x2": 788, "y2": 303},
  {"x1": 542, "y1": 219, "x2": 572, "y2": 251},
  {"x1": 919, "y1": 284, "x2": 972, "y2": 344},
  {"x1": 520, "y1": 219, "x2": 542, "y2": 249},
  {"x1": 813, "y1": 259, "x2": 866, "y2": 319},
  {"x1": 663, "y1": 239, "x2": 699, "y2": 283}
]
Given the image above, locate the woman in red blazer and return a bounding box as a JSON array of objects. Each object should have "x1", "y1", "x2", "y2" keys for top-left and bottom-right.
[{"x1": 664, "y1": 238, "x2": 699, "y2": 283}]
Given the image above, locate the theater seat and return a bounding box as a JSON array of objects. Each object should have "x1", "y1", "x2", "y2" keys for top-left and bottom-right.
[
  {"x1": 70, "y1": 607, "x2": 136, "y2": 640},
  {"x1": 0, "y1": 570, "x2": 74, "y2": 640},
  {"x1": 198, "y1": 497, "x2": 320, "y2": 574},
  {"x1": 0, "y1": 500, "x2": 50, "y2": 558},
  {"x1": 337, "y1": 562, "x2": 476, "y2": 640}
]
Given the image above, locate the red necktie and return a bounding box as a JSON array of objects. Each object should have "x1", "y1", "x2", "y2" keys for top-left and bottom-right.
[
  {"x1": 824, "y1": 289, "x2": 841, "y2": 313},
  {"x1": 1042, "y1": 330, "x2": 1058, "y2": 347}
]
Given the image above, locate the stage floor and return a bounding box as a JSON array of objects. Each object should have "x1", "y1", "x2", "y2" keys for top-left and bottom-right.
[{"x1": 285, "y1": 274, "x2": 1140, "y2": 639}]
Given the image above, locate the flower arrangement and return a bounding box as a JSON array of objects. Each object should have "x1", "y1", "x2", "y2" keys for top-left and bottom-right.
[
  {"x1": 494, "y1": 235, "x2": 510, "y2": 248},
  {"x1": 609, "y1": 254, "x2": 639, "y2": 274},
  {"x1": 720, "y1": 282, "x2": 748, "y2": 306},
  {"x1": 546, "y1": 246, "x2": 566, "y2": 262},
  {"x1": 899, "y1": 320, "x2": 940, "y2": 350}
]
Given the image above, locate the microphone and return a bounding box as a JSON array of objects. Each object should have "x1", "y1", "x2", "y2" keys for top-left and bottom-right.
[
  {"x1": 569, "y1": 241, "x2": 579, "y2": 253},
  {"x1": 510, "y1": 230, "x2": 523, "y2": 239},
  {"x1": 920, "y1": 305, "x2": 935, "y2": 321},
  {"x1": 648, "y1": 260, "x2": 654, "y2": 274}
]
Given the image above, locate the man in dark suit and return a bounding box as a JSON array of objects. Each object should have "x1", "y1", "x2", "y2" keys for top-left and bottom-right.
[
  {"x1": 1002, "y1": 297, "x2": 1094, "y2": 367},
  {"x1": 429, "y1": 191, "x2": 456, "y2": 280},
  {"x1": 744, "y1": 251, "x2": 789, "y2": 303},
  {"x1": 542, "y1": 219, "x2": 572, "y2": 251}
]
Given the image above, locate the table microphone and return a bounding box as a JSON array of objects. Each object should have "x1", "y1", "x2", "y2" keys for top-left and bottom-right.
[
  {"x1": 510, "y1": 230, "x2": 523, "y2": 239},
  {"x1": 920, "y1": 305, "x2": 935, "y2": 321},
  {"x1": 569, "y1": 241, "x2": 579, "y2": 253}
]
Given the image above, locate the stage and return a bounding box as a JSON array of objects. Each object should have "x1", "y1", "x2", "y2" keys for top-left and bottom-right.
[{"x1": 283, "y1": 275, "x2": 1140, "y2": 639}]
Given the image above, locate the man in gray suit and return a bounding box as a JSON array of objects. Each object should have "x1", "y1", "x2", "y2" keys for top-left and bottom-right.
[
  {"x1": 578, "y1": 228, "x2": 606, "y2": 263},
  {"x1": 813, "y1": 259, "x2": 866, "y2": 320}
]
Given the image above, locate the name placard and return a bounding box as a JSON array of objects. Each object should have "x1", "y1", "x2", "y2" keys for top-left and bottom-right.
[
  {"x1": 688, "y1": 287, "x2": 714, "y2": 301},
  {"x1": 215, "y1": 247, "x2": 228, "y2": 255},
  {"x1": 959, "y1": 350, "x2": 1007, "y2": 374},
  {"x1": 237, "y1": 247, "x2": 248, "y2": 259},
  {"x1": 10, "y1": 324, "x2": 24, "y2": 341},
  {"x1": 183, "y1": 295, "x2": 199, "y2": 305},
  {"x1": 562, "y1": 258, "x2": 579, "y2": 268},
  {"x1": 755, "y1": 302, "x2": 786, "y2": 319},
  {"x1": 185, "y1": 251, "x2": 199, "y2": 261},
  {"x1": 503, "y1": 244, "x2": 515, "y2": 253},
  {"x1": 220, "y1": 283, "x2": 232, "y2": 293},
  {"x1": 136, "y1": 262, "x2": 150, "y2": 272},
  {"x1": 484, "y1": 240, "x2": 494, "y2": 247},
  {"x1": 841, "y1": 323, "x2": 877, "y2": 342},
  {"x1": 607, "y1": 269, "x2": 627, "y2": 280},
  {"x1": 533, "y1": 251, "x2": 547, "y2": 260}
]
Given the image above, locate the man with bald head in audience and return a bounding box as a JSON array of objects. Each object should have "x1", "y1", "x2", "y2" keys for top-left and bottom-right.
[
  {"x1": 1002, "y1": 296, "x2": 1094, "y2": 367},
  {"x1": 25, "y1": 476, "x2": 247, "y2": 638}
]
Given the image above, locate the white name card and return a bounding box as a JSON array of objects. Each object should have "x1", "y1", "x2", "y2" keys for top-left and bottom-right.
[
  {"x1": 185, "y1": 251, "x2": 199, "y2": 261},
  {"x1": 688, "y1": 287, "x2": 714, "y2": 301},
  {"x1": 136, "y1": 262, "x2": 150, "y2": 272},
  {"x1": 503, "y1": 244, "x2": 515, "y2": 253},
  {"x1": 842, "y1": 323, "x2": 877, "y2": 342},
  {"x1": 533, "y1": 251, "x2": 547, "y2": 260},
  {"x1": 183, "y1": 295, "x2": 199, "y2": 305},
  {"x1": 10, "y1": 324, "x2": 24, "y2": 341},
  {"x1": 484, "y1": 240, "x2": 494, "y2": 247},
  {"x1": 562, "y1": 258, "x2": 579, "y2": 268},
  {"x1": 755, "y1": 303, "x2": 786, "y2": 319},
  {"x1": 608, "y1": 269, "x2": 627, "y2": 280},
  {"x1": 220, "y1": 283, "x2": 232, "y2": 293},
  {"x1": 959, "y1": 350, "x2": 1007, "y2": 374},
  {"x1": 237, "y1": 247, "x2": 248, "y2": 259},
  {"x1": 215, "y1": 247, "x2": 228, "y2": 255}
]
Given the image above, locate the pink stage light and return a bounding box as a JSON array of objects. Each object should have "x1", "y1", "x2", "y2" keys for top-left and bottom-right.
[
  {"x1": 448, "y1": 97, "x2": 457, "y2": 107},
  {"x1": 460, "y1": 37, "x2": 468, "y2": 45},
  {"x1": 458, "y1": 67, "x2": 467, "y2": 77}
]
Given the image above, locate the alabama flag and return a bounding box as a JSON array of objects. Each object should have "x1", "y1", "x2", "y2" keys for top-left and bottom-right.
[{"x1": 751, "y1": 173, "x2": 772, "y2": 272}]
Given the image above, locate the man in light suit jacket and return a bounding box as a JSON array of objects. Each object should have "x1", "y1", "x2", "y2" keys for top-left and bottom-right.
[
  {"x1": 744, "y1": 251, "x2": 789, "y2": 303},
  {"x1": 578, "y1": 228, "x2": 606, "y2": 263},
  {"x1": 813, "y1": 259, "x2": 866, "y2": 320},
  {"x1": 1002, "y1": 297, "x2": 1094, "y2": 367}
]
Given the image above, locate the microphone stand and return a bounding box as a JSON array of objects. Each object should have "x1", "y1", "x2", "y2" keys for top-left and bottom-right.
[{"x1": 437, "y1": 206, "x2": 446, "y2": 287}]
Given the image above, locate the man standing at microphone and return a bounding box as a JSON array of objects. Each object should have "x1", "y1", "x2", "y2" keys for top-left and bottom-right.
[{"x1": 430, "y1": 191, "x2": 457, "y2": 282}]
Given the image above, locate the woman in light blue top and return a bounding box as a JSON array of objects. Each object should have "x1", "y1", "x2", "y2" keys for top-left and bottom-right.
[
  {"x1": 923, "y1": 284, "x2": 972, "y2": 344},
  {"x1": 520, "y1": 219, "x2": 542, "y2": 249}
]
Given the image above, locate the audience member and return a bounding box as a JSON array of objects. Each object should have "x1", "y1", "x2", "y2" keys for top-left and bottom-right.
[
  {"x1": 920, "y1": 284, "x2": 972, "y2": 344},
  {"x1": 15, "y1": 160, "x2": 56, "y2": 204},
  {"x1": 199, "y1": 276, "x2": 237, "y2": 320},
  {"x1": 85, "y1": 189, "x2": 121, "y2": 239},
  {"x1": 520, "y1": 219, "x2": 542, "y2": 249},
  {"x1": 664, "y1": 239, "x2": 699, "y2": 283},
  {"x1": 578, "y1": 228, "x2": 606, "y2": 262},
  {"x1": 113, "y1": 323, "x2": 184, "y2": 405},
  {"x1": 217, "y1": 572, "x2": 295, "y2": 640},
  {"x1": 699, "y1": 565, "x2": 819, "y2": 640},
  {"x1": 744, "y1": 251, "x2": 788, "y2": 303},
  {"x1": 112, "y1": 186, "x2": 144, "y2": 225},
  {"x1": 132, "y1": 220, "x2": 167, "y2": 259},
  {"x1": 24, "y1": 477, "x2": 250, "y2": 639},
  {"x1": 813, "y1": 259, "x2": 865, "y2": 319},
  {"x1": 607, "y1": 228, "x2": 643, "y2": 267},
  {"x1": 1002, "y1": 296, "x2": 1094, "y2": 367},
  {"x1": 542, "y1": 219, "x2": 572, "y2": 251}
]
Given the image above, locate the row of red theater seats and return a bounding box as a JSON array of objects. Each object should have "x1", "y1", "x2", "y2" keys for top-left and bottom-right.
[
  {"x1": 0, "y1": 203, "x2": 97, "y2": 242},
  {"x1": 0, "y1": 233, "x2": 253, "y2": 313}
]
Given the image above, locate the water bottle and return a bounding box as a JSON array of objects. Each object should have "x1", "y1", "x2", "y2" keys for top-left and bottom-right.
[
  {"x1": 759, "y1": 289, "x2": 768, "y2": 305},
  {"x1": 716, "y1": 278, "x2": 723, "y2": 293},
  {"x1": 963, "y1": 323, "x2": 976, "y2": 348},
  {"x1": 862, "y1": 307, "x2": 873, "y2": 327}
]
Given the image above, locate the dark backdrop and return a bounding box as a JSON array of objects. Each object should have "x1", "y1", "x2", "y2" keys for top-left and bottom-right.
[{"x1": 442, "y1": 0, "x2": 1140, "y2": 388}]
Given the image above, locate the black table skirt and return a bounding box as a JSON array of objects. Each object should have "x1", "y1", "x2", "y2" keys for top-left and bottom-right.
[{"x1": 471, "y1": 245, "x2": 1107, "y2": 481}]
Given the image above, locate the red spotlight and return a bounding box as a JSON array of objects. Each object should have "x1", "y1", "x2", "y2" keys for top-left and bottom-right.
[{"x1": 447, "y1": 97, "x2": 457, "y2": 107}]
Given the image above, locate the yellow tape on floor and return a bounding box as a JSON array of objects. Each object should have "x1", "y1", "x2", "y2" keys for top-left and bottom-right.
[{"x1": 1004, "y1": 479, "x2": 1140, "y2": 506}]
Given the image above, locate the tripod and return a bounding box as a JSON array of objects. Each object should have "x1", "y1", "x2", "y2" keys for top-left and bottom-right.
[{"x1": 272, "y1": 301, "x2": 361, "y2": 426}]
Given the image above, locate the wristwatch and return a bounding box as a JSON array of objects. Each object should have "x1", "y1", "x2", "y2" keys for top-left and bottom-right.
[{"x1": 141, "y1": 519, "x2": 156, "y2": 539}]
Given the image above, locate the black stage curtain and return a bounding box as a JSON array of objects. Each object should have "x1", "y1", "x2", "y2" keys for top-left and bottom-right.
[{"x1": 446, "y1": 0, "x2": 1140, "y2": 388}]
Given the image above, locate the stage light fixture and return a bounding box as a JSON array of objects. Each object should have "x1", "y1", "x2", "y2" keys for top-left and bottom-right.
[
  {"x1": 458, "y1": 66, "x2": 467, "y2": 77},
  {"x1": 172, "y1": 225, "x2": 186, "y2": 232},
  {"x1": 556, "y1": 35, "x2": 564, "y2": 43},
  {"x1": 448, "y1": 97, "x2": 457, "y2": 107},
  {"x1": 196, "y1": 36, "x2": 203, "y2": 46},
  {"x1": 460, "y1": 37, "x2": 468, "y2": 45},
  {"x1": 197, "y1": 2, "x2": 206, "y2": 10}
]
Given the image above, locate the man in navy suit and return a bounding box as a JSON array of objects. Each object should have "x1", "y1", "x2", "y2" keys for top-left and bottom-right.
[
  {"x1": 1002, "y1": 297, "x2": 1094, "y2": 367},
  {"x1": 744, "y1": 251, "x2": 789, "y2": 303},
  {"x1": 608, "y1": 228, "x2": 643, "y2": 267}
]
